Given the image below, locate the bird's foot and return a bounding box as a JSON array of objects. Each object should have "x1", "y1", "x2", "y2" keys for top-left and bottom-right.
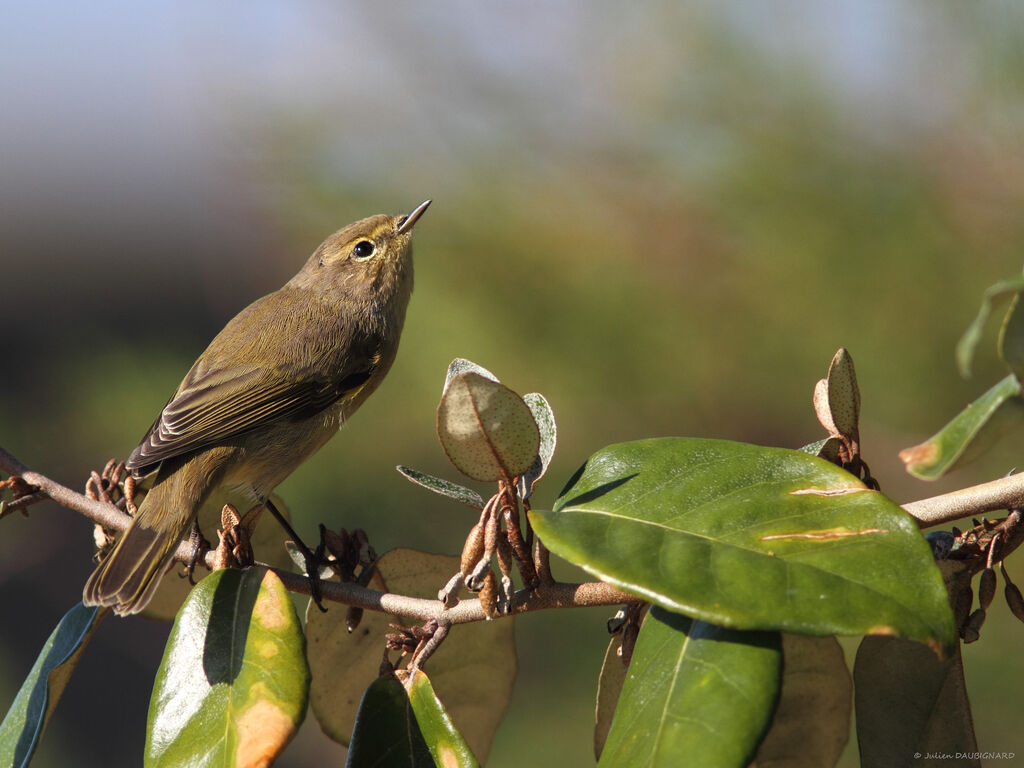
[{"x1": 183, "y1": 522, "x2": 210, "y2": 585}]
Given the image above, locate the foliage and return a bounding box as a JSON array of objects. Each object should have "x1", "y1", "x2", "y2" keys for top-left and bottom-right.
[
  {"x1": 5, "y1": 270, "x2": 1024, "y2": 766},
  {"x1": 902, "y1": 270, "x2": 1024, "y2": 480}
]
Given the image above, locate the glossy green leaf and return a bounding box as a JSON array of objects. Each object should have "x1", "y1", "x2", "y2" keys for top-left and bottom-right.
[
  {"x1": 899, "y1": 374, "x2": 1024, "y2": 480},
  {"x1": 146, "y1": 567, "x2": 309, "y2": 768},
  {"x1": 750, "y1": 634, "x2": 851, "y2": 768},
  {"x1": 0, "y1": 603, "x2": 105, "y2": 768},
  {"x1": 404, "y1": 670, "x2": 479, "y2": 768},
  {"x1": 533, "y1": 438, "x2": 955, "y2": 651},
  {"x1": 437, "y1": 372, "x2": 540, "y2": 482},
  {"x1": 395, "y1": 465, "x2": 486, "y2": 509},
  {"x1": 854, "y1": 637, "x2": 976, "y2": 768},
  {"x1": 999, "y1": 293, "x2": 1024, "y2": 381},
  {"x1": 599, "y1": 607, "x2": 781, "y2": 768},
  {"x1": 956, "y1": 273, "x2": 1024, "y2": 378},
  {"x1": 345, "y1": 675, "x2": 433, "y2": 768},
  {"x1": 518, "y1": 392, "x2": 557, "y2": 500},
  {"x1": 343, "y1": 670, "x2": 479, "y2": 768},
  {"x1": 307, "y1": 548, "x2": 515, "y2": 763}
]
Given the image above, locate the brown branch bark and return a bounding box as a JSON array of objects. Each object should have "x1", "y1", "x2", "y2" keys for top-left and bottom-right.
[{"x1": 0, "y1": 445, "x2": 642, "y2": 623}]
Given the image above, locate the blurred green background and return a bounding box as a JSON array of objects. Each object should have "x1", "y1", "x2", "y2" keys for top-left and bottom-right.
[{"x1": 2, "y1": 2, "x2": 1023, "y2": 766}]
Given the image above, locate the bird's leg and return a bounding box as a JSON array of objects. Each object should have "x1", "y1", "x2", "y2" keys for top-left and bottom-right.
[
  {"x1": 264, "y1": 497, "x2": 327, "y2": 612},
  {"x1": 183, "y1": 521, "x2": 210, "y2": 585}
]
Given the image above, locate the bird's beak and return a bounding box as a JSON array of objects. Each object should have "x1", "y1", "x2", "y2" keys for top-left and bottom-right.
[{"x1": 396, "y1": 199, "x2": 432, "y2": 235}]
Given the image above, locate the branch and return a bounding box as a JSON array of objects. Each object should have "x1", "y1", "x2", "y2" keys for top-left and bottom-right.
[
  {"x1": 292, "y1": 573, "x2": 640, "y2": 625},
  {"x1": 7, "y1": 444, "x2": 1024, "y2": 620},
  {"x1": 903, "y1": 472, "x2": 1024, "y2": 529},
  {"x1": 0, "y1": 446, "x2": 641, "y2": 622}
]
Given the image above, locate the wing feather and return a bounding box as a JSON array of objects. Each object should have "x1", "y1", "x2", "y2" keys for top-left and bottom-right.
[{"x1": 125, "y1": 363, "x2": 370, "y2": 476}]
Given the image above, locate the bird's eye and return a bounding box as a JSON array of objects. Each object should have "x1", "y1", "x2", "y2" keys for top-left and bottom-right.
[{"x1": 352, "y1": 240, "x2": 376, "y2": 259}]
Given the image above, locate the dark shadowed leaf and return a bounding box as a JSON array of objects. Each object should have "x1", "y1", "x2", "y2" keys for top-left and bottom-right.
[
  {"x1": 345, "y1": 675, "x2": 434, "y2": 768},
  {"x1": 750, "y1": 634, "x2": 851, "y2": 768},
  {"x1": 599, "y1": 607, "x2": 781, "y2": 768},
  {"x1": 344, "y1": 670, "x2": 480, "y2": 768},
  {"x1": 306, "y1": 549, "x2": 515, "y2": 763},
  {"x1": 956, "y1": 273, "x2": 1024, "y2": 377},
  {"x1": 854, "y1": 638, "x2": 976, "y2": 768},
  {"x1": 854, "y1": 557, "x2": 978, "y2": 768},
  {"x1": 145, "y1": 567, "x2": 309, "y2": 768},
  {"x1": 593, "y1": 631, "x2": 627, "y2": 761},
  {"x1": 438, "y1": 372, "x2": 540, "y2": 482},
  {"x1": 396, "y1": 465, "x2": 486, "y2": 509},
  {"x1": 532, "y1": 438, "x2": 955, "y2": 651},
  {"x1": 899, "y1": 374, "x2": 1024, "y2": 480},
  {"x1": 0, "y1": 603, "x2": 105, "y2": 768},
  {"x1": 999, "y1": 293, "x2": 1024, "y2": 382}
]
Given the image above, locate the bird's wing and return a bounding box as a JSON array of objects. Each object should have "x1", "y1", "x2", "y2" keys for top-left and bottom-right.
[{"x1": 125, "y1": 361, "x2": 372, "y2": 476}]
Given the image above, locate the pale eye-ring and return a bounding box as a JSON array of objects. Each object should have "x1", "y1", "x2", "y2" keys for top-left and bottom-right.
[{"x1": 352, "y1": 240, "x2": 376, "y2": 259}]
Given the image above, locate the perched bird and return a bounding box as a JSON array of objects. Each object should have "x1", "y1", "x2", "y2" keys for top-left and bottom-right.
[{"x1": 84, "y1": 200, "x2": 430, "y2": 615}]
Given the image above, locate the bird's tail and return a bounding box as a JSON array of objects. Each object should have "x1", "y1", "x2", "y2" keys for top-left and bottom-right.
[{"x1": 83, "y1": 480, "x2": 193, "y2": 616}]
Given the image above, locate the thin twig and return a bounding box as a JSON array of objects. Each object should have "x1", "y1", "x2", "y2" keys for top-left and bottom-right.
[{"x1": 0, "y1": 491, "x2": 49, "y2": 518}]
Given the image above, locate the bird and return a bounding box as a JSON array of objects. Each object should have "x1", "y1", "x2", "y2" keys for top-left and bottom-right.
[{"x1": 83, "y1": 200, "x2": 431, "y2": 615}]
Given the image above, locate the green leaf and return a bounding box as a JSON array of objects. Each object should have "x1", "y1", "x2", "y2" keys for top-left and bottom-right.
[
  {"x1": 395, "y1": 465, "x2": 486, "y2": 509},
  {"x1": 899, "y1": 373, "x2": 1024, "y2": 480},
  {"x1": 594, "y1": 631, "x2": 627, "y2": 760},
  {"x1": 346, "y1": 675, "x2": 434, "y2": 768},
  {"x1": 0, "y1": 603, "x2": 105, "y2": 768},
  {"x1": 146, "y1": 567, "x2": 309, "y2": 768},
  {"x1": 346, "y1": 674, "x2": 433, "y2": 768},
  {"x1": 999, "y1": 293, "x2": 1024, "y2": 381},
  {"x1": 533, "y1": 438, "x2": 955, "y2": 651},
  {"x1": 956, "y1": 273, "x2": 1024, "y2": 378},
  {"x1": 307, "y1": 549, "x2": 515, "y2": 763},
  {"x1": 437, "y1": 372, "x2": 540, "y2": 482},
  {"x1": 518, "y1": 392, "x2": 557, "y2": 500},
  {"x1": 854, "y1": 637, "x2": 977, "y2": 768},
  {"x1": 853, "y1": 557, "x2": 978, "y2": 768},
  {"x1": 343, "y1": 670, "x2": 480, "y2": 768},
  {"x1": 599, "y1": 607, "x2": 781, "y2": 768},
  {"x1": 404, "y1": 670, "x2": 480, "y2": 768},
  {"x1": 750, "y1": 634, "x2": 851, "y2": 768}
]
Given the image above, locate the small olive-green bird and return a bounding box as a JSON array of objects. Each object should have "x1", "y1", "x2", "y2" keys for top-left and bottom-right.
[{"x1": 83, "y1": 200, "x2": 430, "y2": 616}]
